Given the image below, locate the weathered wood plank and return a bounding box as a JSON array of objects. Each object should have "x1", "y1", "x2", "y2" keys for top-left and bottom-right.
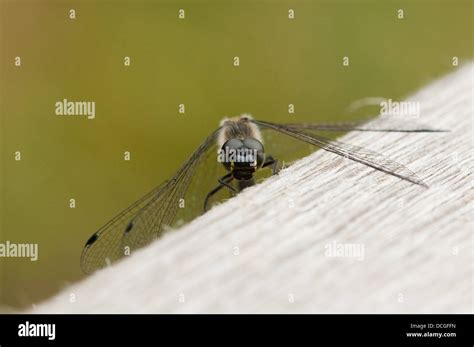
[{"x1": 31, "y1": 64, "x2": 473, "y2": 313}]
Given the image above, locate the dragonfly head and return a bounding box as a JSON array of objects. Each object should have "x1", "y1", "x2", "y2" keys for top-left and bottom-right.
[{"x1": 219, "y1": 137, "x2": 265, "y2": 179}]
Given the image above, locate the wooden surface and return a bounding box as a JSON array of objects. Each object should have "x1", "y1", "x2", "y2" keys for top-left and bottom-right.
[{"x1": 31, "y1": 64, "x2": 473, "y2": 313}]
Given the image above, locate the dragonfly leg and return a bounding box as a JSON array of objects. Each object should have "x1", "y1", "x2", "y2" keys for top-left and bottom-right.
[
  {"x1": 204, "y1": 173, "x2": 234, "y2": 212},
  {"x1": 262, "y1": 155, "x2": 280, "y2": 175},
  {"x1": 218, "y1": 176, "x2": 237, "y2": 193}
]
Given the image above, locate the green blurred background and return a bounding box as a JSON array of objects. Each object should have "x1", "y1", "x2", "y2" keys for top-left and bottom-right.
[{"x1": 0, "y1": 0, "x2": 472, "y2": 310}]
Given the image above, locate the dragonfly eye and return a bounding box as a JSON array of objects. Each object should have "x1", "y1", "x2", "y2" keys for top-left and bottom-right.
[{"x1": 219, "y1": 138, "x2": 265, "y2": 172}]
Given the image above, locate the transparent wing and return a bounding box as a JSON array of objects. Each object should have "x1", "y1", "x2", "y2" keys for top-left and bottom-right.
[
  {"x1": 81, "y1": 128, "x2": 222, "y2": 274},
  {"x1": 253, "y1": 119, "x2": 428, "y2": 187},
  {"x1": 282, "y1": 118, "x2": 447, "y2": 133}
]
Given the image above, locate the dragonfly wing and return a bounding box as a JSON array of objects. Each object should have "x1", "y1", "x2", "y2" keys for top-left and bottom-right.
[
  {"x1": 81, "y1": 128, "x2": 221, "y2": 273},
  {"x1": 281, "y1": 118, "x2": 447, "y2": 133},
  {"x1": 253, "y1": 119, "x2": 428, "y2": 187}
]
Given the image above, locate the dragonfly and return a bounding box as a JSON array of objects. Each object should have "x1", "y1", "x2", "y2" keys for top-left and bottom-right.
[{"x1": 81, "y1": 114, "x2": 446, "y2": 273}]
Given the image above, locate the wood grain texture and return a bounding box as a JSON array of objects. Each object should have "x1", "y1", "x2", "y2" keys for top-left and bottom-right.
[{"x1": 31, "y1": 64, "x2": 473, "y2": 313}]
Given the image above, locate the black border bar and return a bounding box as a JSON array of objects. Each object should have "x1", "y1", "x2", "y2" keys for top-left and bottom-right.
[{"x1": 0, "y1": 314, "x2": 472, "y2": 346}]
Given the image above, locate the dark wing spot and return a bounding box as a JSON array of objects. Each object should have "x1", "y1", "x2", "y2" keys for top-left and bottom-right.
[
  {"x1": 85, "y1": 233, "x2": 99, "y2": 246},
  {"x1": 125, "y1": 221, "x2": 134, "y2": 233}
]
